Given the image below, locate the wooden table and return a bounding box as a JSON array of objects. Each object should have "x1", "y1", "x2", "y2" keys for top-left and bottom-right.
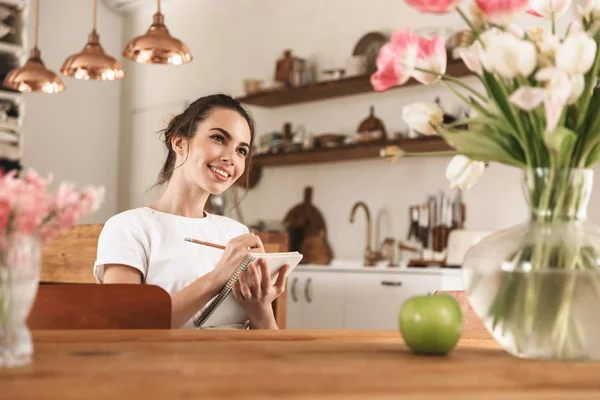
[{"x1": 1, "y1": 330, "x2": 599, "y2": 399}]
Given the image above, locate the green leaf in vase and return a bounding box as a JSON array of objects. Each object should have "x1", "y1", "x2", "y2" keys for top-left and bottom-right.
[
  {"x1": 544, "y1": 127, "x2": 577, "y2": 165},
  {"x1": 586, "y1": 142, "x2": 600, "y2": 166},
  {"x1": 438, "y1": 124, "x2": 527, "y2": 168}
]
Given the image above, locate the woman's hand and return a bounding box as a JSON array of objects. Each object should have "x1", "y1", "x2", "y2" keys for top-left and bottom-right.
[
  {"x1": 232, "y1": 259, "x2": 290, "y2": 329},
  {"x1": 210, "y1": 233, "x2": 265, "y2": 288}
]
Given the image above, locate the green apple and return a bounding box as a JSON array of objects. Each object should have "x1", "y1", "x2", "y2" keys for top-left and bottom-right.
[{"x1": 399, "y1": 294, "x2": 463, "y2": 355}]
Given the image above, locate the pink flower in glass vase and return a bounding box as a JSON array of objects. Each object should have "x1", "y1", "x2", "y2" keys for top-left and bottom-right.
[
  {"x1": 405, "y1": 0, "x2": 462, "y2": 14},
  {"x1": 54, "y1": 182, "x2": 84, "y2": 229},
  {"x1": 0, "y1": 199, "x2": 11, "y2": 251},
  {"x1": 40, "y1": 182, "x2": 105, "y2": 244},
  {"x1": 79, "y1": 186, "x2": 105, "y2": 218},
  {"x1": 8, "y1": 171, "x2": 51, "y2": 236},
  {"x1": 475, "y1": 0, "x2": 529, "y2": 24},
  {"x1": 24, "y1": 169, "x2": 52, "y2": 191},
  {"x1": 371, "y1": 28, "x2": 419, "y2": 91},
  {"x1": 413, "y1": 36, "x2": 447, "y2": 84}
]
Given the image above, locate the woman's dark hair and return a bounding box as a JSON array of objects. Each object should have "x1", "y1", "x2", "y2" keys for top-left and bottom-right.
[{"x1": 155, "y1": 93, "x2": 256, "y2": 190}]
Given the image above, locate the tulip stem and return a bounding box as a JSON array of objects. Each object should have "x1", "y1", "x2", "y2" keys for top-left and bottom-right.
[
  {"x1": 439, "y1": 81, "x2": 471, "y2": 107},
  {"x1": 412, "y1": 66, "x2": 487, "y2": 102},
  {"x1": 442, "y1": 74, "x2": 488, "y2": 102},
  {"x1": 456, "y1": 7, "x2": 484, "y2": 48}
]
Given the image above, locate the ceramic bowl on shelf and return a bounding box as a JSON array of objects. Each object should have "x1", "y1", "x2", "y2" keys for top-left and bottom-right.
[
  {"x1": 244, "y1": 79, "x2": 263, "y2": 94},
  {"x1": 260, "y1": 80, "x2": 284, "y2": 91}
]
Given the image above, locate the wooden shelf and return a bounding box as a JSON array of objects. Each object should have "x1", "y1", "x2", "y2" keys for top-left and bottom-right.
[
  {"x1": 237, "y1": 60, "x2": 471, "y2": 108},
  {"x1": 253, "y1": 137, "x2": 453, "y2": 167},
  {"x1": 0, "y1": 89, "x2": 21, "y2": 102},
  {"x1": 0, "y1": 0, "x2": 26, "y2": 10}
]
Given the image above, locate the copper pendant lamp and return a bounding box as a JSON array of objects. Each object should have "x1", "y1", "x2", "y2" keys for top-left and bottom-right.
[
  {"x1": 122, "y1": 0, "x2": 192, "y2": 65},
  {"x1": 3, "y1": 0, "x2": 65, "y2": 94},
  {"x1": 61, "y1": 0, "x2": 125, "y2": 81}
]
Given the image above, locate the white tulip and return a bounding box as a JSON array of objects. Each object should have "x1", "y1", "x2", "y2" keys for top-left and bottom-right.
[
  {"x1": 506, "y1": 24, "x2": 525, "y2": 39},
  {"x1": 556, "y1": 32, "x2": 597, "y2": 74},
  {"x1": 568, "y1": 74, "x2": 585, "y2": 104},
  {"x1": 459, "y1": 43, "x2": 483, "y2": 76},
  {"x1": 539, "y1": 32, "x2": 561, "y2": 57},
  {"x1": 446, "y1": 155, "x2": 486, "y2": 190},
  {"x1": 510, "y1": 86, "x2": 546, "y2": 111},
  {"x1": 529, "y1": 0, "x2": 573, "y2": 18},
  {"x1": 479, "y1": 29, "x2": 501, "y2": 72},
  {"x1": 402, "y1": 103, "x2": 444, "y2": 136},
  {"x1": 485, "y1": 33, "x2": 537, "y2": 78}
]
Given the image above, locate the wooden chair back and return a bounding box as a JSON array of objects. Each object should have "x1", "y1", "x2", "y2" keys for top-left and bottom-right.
[
  {"x1": 40, "y1": 224, "x2": 290, "y2": 328},
  {"x1": 255, "y1": 231, "x2": 289, "y2": 329},
  {"x1": 434, "y1": 290, "x2": 487, "y2": 333},
  {"x1": 28, "y1": 284, "x2": 171, "y2": 329},
  {"x1": 41, "y1": 224, "x2": 102, "y2": 284}
]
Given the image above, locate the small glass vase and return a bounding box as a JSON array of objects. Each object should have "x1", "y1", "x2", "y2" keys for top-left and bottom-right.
[
  {"x1": 0, "y1": 234, "x2": 41, "y2": 368},
  {"x1": 463, "y1": 168, "x2": 600, "y2": 361}
]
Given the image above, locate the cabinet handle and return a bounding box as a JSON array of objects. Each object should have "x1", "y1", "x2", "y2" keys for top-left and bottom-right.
[
  {"x1": 304, "y1": 278, "x2": 313, "y2": 303},
  {"x1": 291, "y1": 277, "x2": 298, "y2": 302},
  {"x1": 381, "y1": 280, "x2": 403, "y2": 287}
]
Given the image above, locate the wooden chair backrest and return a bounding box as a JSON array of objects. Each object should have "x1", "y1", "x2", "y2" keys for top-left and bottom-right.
[
  {"x1": 255, "y1": 231, "x2": 289, "y2": 329},
  {"x1": 28, "y1": 284, "x2": 171, "y2": 329},
  {"x1": 41, "y1": 224, "x2": 103, "y2": 284},
  {"x1": 40, "y1": 224, "x2": 290, "y2": 328},
  {"x1": 434, "y1": 290, "x2": 487, "y2": 333}
]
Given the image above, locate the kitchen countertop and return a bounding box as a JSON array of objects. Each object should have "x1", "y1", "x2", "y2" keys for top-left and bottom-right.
[
  {"x1": 296, "y1": 259, "x2": 462, "y2": 275},
  {"x1": 3, "y1": 329, "x2": 598, "y2": 399}
]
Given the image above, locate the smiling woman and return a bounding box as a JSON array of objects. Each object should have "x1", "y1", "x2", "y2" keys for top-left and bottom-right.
[{"x1": 93, "y1": 94, "x2": 289, "y2": 330}]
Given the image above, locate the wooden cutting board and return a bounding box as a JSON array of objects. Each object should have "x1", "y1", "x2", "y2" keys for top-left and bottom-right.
[{"x1": 283, "y1": 186, "x2": 332, "y2": 265}]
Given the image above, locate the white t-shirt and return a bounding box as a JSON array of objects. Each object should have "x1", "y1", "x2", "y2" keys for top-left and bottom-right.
[{"x1": 93, "y1": 207, "x2": 249, "y2": 329}]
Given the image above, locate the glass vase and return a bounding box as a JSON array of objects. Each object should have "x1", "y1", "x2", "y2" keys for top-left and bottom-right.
[
  {"x1": 0, "y1": 234, "x2": 41, "y2": 368},
  {"x1": 463, "y1": 168, "x2": 600, "y2": 361}
]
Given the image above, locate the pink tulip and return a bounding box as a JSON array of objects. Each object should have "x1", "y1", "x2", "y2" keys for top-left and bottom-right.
[
  {"x1": 371, "y1": 44, "x2": 404, "y2": 91},
  {"x1": 527, "y1": 0, "x2": 573, "y2": 18},
  {"x1": 371, "y1": 28, "x2": 419, "y2": 91},
  {"x1": 413, "y1": 36, "x2": 447, "y2": 84},
  {"x1": 405, "y1": 0, "x2": 462, "y2": 14},
  {"x1": 475, "y1": 0, "x2": 529, "y2": 24}
]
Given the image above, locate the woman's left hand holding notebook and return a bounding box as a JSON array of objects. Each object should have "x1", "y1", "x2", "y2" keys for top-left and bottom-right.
[
  {"x1": 232, "y1": 258, "x2": 290, "y2": 329},
  {"x1": 208, "y1": 233, "x2": 265, "y2": 289}
]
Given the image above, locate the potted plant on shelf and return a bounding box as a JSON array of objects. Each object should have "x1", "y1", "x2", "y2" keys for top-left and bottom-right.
[{"x1": 373, "y1": 0, "x2": 600, "y2": 361}]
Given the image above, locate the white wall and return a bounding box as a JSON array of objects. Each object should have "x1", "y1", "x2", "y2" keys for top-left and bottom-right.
[
  {"x1": 120, "y1": 0, "x2": 600, "y2": 260},
  {"x1": 21, "y1": 0, "x2": 123, "y2": 223}
]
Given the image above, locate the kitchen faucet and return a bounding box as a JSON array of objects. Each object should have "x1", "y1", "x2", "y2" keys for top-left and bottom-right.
[
  {"x1": 350, "y1": 201, "x2": 398, "y2": 267},
  {"x1": 349, "y1": 201, "x2": 378, "y2": 266}
]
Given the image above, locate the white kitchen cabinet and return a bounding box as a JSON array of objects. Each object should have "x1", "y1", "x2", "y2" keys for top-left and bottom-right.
[
  {"x1": 286, "y1": 266, "x2": 464, "y2": 330},
  {"x1": 344, "y1": 273, "x2": 443, "y2": 330},
  {"x1": 286, "y1": 270, "x2": 346, "y2": 329}
]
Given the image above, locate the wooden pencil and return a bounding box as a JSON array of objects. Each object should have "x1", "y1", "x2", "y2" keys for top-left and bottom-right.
[{"x1": 184, "y1": 237, "x2": 226, "y2": 250}]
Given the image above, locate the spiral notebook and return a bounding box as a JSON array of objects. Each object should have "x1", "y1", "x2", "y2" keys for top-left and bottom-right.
[{"x1": 193, "y1": 251, "x2": 303, "y2": 328}]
